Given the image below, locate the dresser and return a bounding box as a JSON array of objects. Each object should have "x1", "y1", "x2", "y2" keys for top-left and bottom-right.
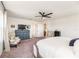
[{"x1": 15, "y1": 29, "x2": 30, "y2": 40}]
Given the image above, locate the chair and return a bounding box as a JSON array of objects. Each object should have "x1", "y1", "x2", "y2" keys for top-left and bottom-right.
[{"x1": 8, "y1": 31, "x2": 21, "y2": 47}]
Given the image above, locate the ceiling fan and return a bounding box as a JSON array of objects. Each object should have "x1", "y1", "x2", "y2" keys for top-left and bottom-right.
[{"x1": 36, "y1": 12, "x2": 53, "y2": 19}]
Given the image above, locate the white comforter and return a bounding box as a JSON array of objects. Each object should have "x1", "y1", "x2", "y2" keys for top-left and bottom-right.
[{"x1": 33, "y1": 37, "x2": 79, "y2": 58}]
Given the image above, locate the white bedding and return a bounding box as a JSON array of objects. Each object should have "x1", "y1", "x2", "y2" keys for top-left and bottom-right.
[{"x1": 33, "y1": 37, "x2": 79, "y2": 58}]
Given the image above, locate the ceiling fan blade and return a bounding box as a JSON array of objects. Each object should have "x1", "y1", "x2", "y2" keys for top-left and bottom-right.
[
  {"x1": 35, "y1": 16, "x2": 42, "y2": 17},
  {"x1": 39, "y1": 12, "x2": 43, "y2": 16},
  {"x1": 46, "y1": 13, "x2": 53, "y2": 16},
  {"x1": 46, "y1": 16, "x2": 51, "y2": 18}
]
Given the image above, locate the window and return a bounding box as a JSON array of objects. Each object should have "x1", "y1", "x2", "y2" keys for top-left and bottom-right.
[{"x1": 0, "y1": 10, "x2": 3, "y2": 55}]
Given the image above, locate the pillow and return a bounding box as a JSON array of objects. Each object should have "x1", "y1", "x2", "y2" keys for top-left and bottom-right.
[{"x1": 69, "y1": 38, "x2": 79, "y2": 46}]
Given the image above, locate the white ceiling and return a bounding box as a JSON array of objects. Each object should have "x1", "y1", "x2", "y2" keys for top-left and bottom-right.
[{"x1": 3, "y1": 1, "x2": 79, "y2": 21}]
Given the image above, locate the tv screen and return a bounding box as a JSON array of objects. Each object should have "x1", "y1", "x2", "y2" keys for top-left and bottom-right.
[{"x1": 18, "y1": 25, "x2": 26, "y2": 30}]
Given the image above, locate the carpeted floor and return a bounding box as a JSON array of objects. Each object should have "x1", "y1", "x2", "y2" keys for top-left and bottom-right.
[{"x1": 0, "y1": 37, "x2": 44, "y2": 58}]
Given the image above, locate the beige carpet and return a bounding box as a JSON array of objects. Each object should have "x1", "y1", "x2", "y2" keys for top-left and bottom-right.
[{"x1": 0, "y1": 37, "x2": 44, "y2": 58}]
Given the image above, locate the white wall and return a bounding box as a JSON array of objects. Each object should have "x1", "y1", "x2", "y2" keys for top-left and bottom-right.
[
  {"x1": 8, "y1": 17, "x2": 44, "y2": 38},
  {"x1": 47, "y1": 14, "x2": 79, "y2": 39}
]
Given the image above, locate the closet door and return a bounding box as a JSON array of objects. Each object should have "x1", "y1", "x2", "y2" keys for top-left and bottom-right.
[{"x1": 36, "y1": 24, "x2": 44, "y2": 37}]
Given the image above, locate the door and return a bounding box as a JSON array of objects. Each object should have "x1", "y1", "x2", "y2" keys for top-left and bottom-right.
[{"x1": 36, "y1": 24, "x2": 44, "y2": 37}]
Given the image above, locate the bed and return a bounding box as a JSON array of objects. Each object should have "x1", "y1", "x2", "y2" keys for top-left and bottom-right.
[{"x1": 33, "y1": 37, "x2": 79, "y2": 58}]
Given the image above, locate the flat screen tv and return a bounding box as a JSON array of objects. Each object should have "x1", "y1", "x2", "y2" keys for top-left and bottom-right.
[{"x1": 18, "y1": 25, "x2": 26, "y2": 30}]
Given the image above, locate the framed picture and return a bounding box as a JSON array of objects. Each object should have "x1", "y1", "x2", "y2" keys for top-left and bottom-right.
[{"x1": 11, "y1": 25, "x2": 15, "y2": 28}]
